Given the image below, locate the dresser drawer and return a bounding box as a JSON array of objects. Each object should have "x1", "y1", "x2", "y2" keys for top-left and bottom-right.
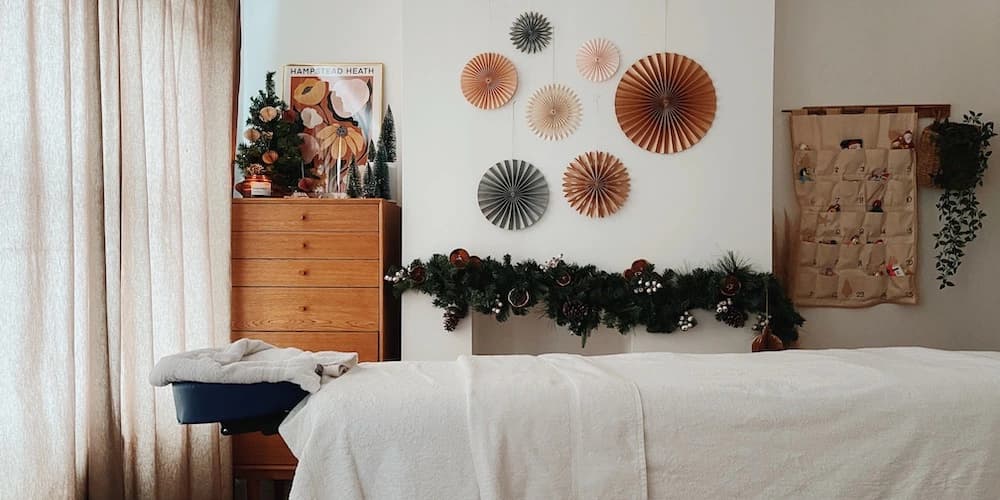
[
  {"x1": 232, "y1": 259, "x2": 380, "y2": 287},
  {"x1": 232, "y1": 332, "x2": 380, "y2": 362},
  {"x1": 232, "y1": 232, "x2": 379, "y2": 259},
  {"x1": 233, "y1": 202, "x2": 378, "y2": 232},
  {"x1": 232, "y1": 287, "x2": 378, "y2": 332}
]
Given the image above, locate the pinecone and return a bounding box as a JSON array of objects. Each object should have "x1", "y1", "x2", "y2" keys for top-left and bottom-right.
[
  {"x1": 716, "y1": 307, "x2": 748, "y2": 328},
  {"x1": 442, "y1": 305, "x2": 463, "y2": 332},
  {"x1": 561, "y1": 300, "x2": 588, "y2": 321}
]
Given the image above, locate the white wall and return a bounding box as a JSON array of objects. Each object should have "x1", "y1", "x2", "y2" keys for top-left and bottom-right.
[
  {"x1": 240, "y1": 1, "x2": 779, "y2": 360},
  {"x1": 774, "y1": 0, "x2": 1000, "y2": 350},
  {"x1": 401, "y1": 0, "x2": 775, "y2": 359}
]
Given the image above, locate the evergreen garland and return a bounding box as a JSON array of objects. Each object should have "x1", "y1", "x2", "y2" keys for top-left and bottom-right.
[
  {"x1": 234, "y1": 72, "x2": 305, "y2": 193},
  {"x1": 346, "y1": 157, "x2": 362, "y2": 198},
  {"x1": 386, "y1": 251, "x2": 804, "y2": 347},
  {"x1": 931, "y1": 111, "x2": 995, "y2": 288}
]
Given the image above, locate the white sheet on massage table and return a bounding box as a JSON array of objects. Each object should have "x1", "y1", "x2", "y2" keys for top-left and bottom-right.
[{"x1": 280, "y1": 347, "x2": 1000, "y2": 500}]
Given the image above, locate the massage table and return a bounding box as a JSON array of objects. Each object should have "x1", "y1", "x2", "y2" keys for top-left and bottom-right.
[{"x1": 174, "y1": 347, "x2": 1000, "y2": 499}]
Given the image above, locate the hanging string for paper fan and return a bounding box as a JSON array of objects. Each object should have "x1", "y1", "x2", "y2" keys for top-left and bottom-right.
[
  {"x1": 526, "y1": 84, "x2": 582, "y2": 140},
  {"x1": 615, "y1": 52, "x2": 717, "y2": 154},
  {"x1": 461, "y1": 52, "x2": 518, "y2": 110},
  {"x1": 510, "y1": 12, "x2": 552, "y2": 54},
  {"x1": 576, "y1": 38, "x2": 620, "y2": 82},
  {"x1": 563, "y1": 151, "x2": 630, "y2": 218},
  {"x1": 478, "y1": 159, "x2": 549, "y2": 230}
]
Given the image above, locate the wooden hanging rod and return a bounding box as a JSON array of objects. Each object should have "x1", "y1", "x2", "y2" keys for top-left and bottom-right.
[{"x1": 781, "y1": 104, "x2": 951, "y2": 120}]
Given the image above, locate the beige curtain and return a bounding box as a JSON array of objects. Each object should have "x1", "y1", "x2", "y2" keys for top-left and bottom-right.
[{"x1": 0, "y1": 0, "x2": 238, "y2": 498}]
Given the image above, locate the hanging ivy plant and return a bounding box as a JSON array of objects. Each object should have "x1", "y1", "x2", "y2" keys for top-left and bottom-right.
[{"x1": 931, "y1": 111, "x2": 995, "y2": 288}]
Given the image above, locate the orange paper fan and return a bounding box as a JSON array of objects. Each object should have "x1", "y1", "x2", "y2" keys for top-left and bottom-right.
[
  {"x1": 461, "y1": 52, "x2": 518, "y2": 110},
  {"x1": 563, "y1": 151, "x2": 630, "y2": 218},
  {"x1": 615, "y1": 52, "x2": 716, "y2": 154},
  {"x1": 576, "y1": 38, "x2": 620, "y2": 82},
  {"x1": 526, "y1": 84, "x2": 582, "y2": 140}
]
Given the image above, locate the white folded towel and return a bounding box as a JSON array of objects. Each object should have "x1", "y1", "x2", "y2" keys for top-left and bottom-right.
[{"x1": 149, "y1": 338, "x2": 357, "y2": 393}]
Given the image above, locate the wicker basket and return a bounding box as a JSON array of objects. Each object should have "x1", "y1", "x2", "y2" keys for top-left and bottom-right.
[{"x1": 916, "y1": 126, "x2": 940, "y2": 187}]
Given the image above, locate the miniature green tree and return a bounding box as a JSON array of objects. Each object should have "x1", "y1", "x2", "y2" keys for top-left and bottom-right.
[{"x1": 234, "y1": 72, "x2": 303, "y2": 192}]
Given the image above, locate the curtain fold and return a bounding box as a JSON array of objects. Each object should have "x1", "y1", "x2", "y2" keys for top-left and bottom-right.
[{"x1": 0, "y1": 0, "x2": 238, "y2": 498}]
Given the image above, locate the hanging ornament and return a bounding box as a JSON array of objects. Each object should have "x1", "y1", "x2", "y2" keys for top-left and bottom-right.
[
  {"x1": 461, "y1": 52, "x2": 518, "y2": 110},
  {"x1": 526, "y1": 84, "x2": 582, "y2": 141},
  {"x1": 720, "y1": 274, "x2": 742, "y2": 297},
  {"x1": 467, "y1": 256, "x2": 483, "y2": 269},
  {"x1": 563, "y1": 151, "x2": 631, "y2": 218},
  {"x1": 615, "y1": 52, "x2": 717, "y2": 154},
  {"x1": 477, "y1": 159, "x2": 549, "y2": 230},
  {"x1": 752, "y1": 324, "x2": 785, "y2": 352},
  {"x1": 449, "y1": 248, "x2": 471, "y2": 267},
  {"x1": 576, "y1": 38, "x2": 620, "y2": 82},
  {"x1": 510, "y1": 11, "x2": 552, "y2": 54},
  {"x1": 507, "y1": 288, "x2": 531, "y2": 308},
  {"x1": 678, "y1": 311, "x2": 697, "y2": 332}
]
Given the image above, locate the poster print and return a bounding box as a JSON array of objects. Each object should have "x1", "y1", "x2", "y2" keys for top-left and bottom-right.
[{"x1": 284, "y1": 63, "x2": 383, "y2": 191}]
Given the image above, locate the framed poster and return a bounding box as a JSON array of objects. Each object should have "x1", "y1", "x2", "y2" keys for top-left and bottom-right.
[{"x1": 284, "y1": 63, "x2": 383, "y2": 191}]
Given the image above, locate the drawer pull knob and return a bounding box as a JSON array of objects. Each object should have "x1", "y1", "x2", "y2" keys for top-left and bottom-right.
[
  {"x1": 300, "y1": 305, "x2": 309, "y2": 312},
  {"x1": 300, "y1": 214, "x2": 308, "y2": 221},
  {"x1": 301, "y1": 242, "x2": 309, "y2": 249},
  {"x1": 299, "y1": 269, "x2": 309, "y2": 276}
]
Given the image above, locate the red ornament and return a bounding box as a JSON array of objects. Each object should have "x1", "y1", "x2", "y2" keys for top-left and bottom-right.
[
  {"x1": 467, "y1": 256, "x2": 483, "y2": 269},
  {"x1": 449, "y1": 248, "x2": 471, "y2": 268},
  {"x1": 282, "y1": 109, "x2": 298, "y2": 123},
  {"x1": 752, "y1": 325, "x2": 785, "y2": 352},
  {"x1": 630, "y1": 259, "x2": 649, "y2": 274}
]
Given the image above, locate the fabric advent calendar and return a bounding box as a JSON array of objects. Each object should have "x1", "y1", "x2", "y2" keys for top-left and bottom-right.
[{"x1": 789, "y1": 109, "x2": 918, "y2": 307}]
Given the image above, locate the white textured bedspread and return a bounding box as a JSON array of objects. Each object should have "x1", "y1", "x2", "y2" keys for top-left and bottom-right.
[{"x1": 280, "y1": 348, "x2": 1000, "y2": 500}]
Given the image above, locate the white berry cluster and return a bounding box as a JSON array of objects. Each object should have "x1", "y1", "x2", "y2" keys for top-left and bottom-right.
[
  {"x1": 539, "y1": 253, "x2": 564, "y2": 270},
  {"x1": 632, "y1": 274, "x2": 663, "y2": 295},
  {"x1": 678, "y1": 311, "x2": 697, "y2": 331},
  {"x1": 383, "y1": 269, "x2": 406, "y2": 283},
  {"x1": 716, "y1": 297, "x2": 734, "y2": 313},
  {"x1": 490, "y1": 296, "x2": 504, "y2": 315},
  {"x1": 752, "y1": 312, "x2": 772, "y2": 332}
]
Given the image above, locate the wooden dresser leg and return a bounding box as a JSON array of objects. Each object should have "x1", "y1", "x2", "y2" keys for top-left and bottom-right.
[{"x1": 246, "y1": 478, "x2": 261, "y2": 500}]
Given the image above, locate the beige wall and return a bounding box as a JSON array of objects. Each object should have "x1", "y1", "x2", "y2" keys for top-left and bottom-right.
[{"x1": 774, "y1": 0, "x2": 1000, "y2": 349}]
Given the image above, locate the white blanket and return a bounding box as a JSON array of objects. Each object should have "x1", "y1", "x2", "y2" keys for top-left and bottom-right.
[
  {"x1": 149, "y1": 338, "x2": 356, "y2": 393},
  {"x1": 280, "y1": 348, "x2": 1000, "y2": 499}
]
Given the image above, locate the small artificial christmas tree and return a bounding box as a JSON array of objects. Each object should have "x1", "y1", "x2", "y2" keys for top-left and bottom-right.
[
  {"x1": 378, "y1": 105, "x2": 397, "y2": 163},
  {"x1": 346, "y1": 156, "x2": 362, "y2": 198},
  {"x1": 362, "y1": 139, "x2": 378, "y2": 198},
  {"x1": 235, "y1": 72, "x2": 304, "y2": 193}
]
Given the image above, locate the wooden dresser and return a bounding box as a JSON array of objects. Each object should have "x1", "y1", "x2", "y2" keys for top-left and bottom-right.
[{"x1": 230, "y1": 198, "x2": 400, "y2": 488}]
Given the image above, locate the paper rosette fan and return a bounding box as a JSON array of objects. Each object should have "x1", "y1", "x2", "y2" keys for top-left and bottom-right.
[
  {"x1": 526, "y1": 84, "x2": 582, "y2": 140},
  {"x1": 461, "y1": 52, "x2": 518, "y2": 110},
  {"x1": 615, "y1": 52, "x2": 717, "y2": 154},
  {"x1": 576, "y1": 38, "x2": 620, "y2": 82},
  {"x1": 510, "y1": 11, "x2": 552, "y2": 54},
  {"x1": 478, "y1": 160, "x2": 549, "y2": 230},
  {"x1": 562, "y1": 151, "x2": 630, "y2": 218}
]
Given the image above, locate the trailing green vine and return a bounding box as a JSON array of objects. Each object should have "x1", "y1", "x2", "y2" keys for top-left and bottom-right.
[
  {"x1": 931, "y1": 111, "x2": 995, "y2": 288},
  {"x1": 385, "y1": 250, "x2": 804, "y2": 347}
]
